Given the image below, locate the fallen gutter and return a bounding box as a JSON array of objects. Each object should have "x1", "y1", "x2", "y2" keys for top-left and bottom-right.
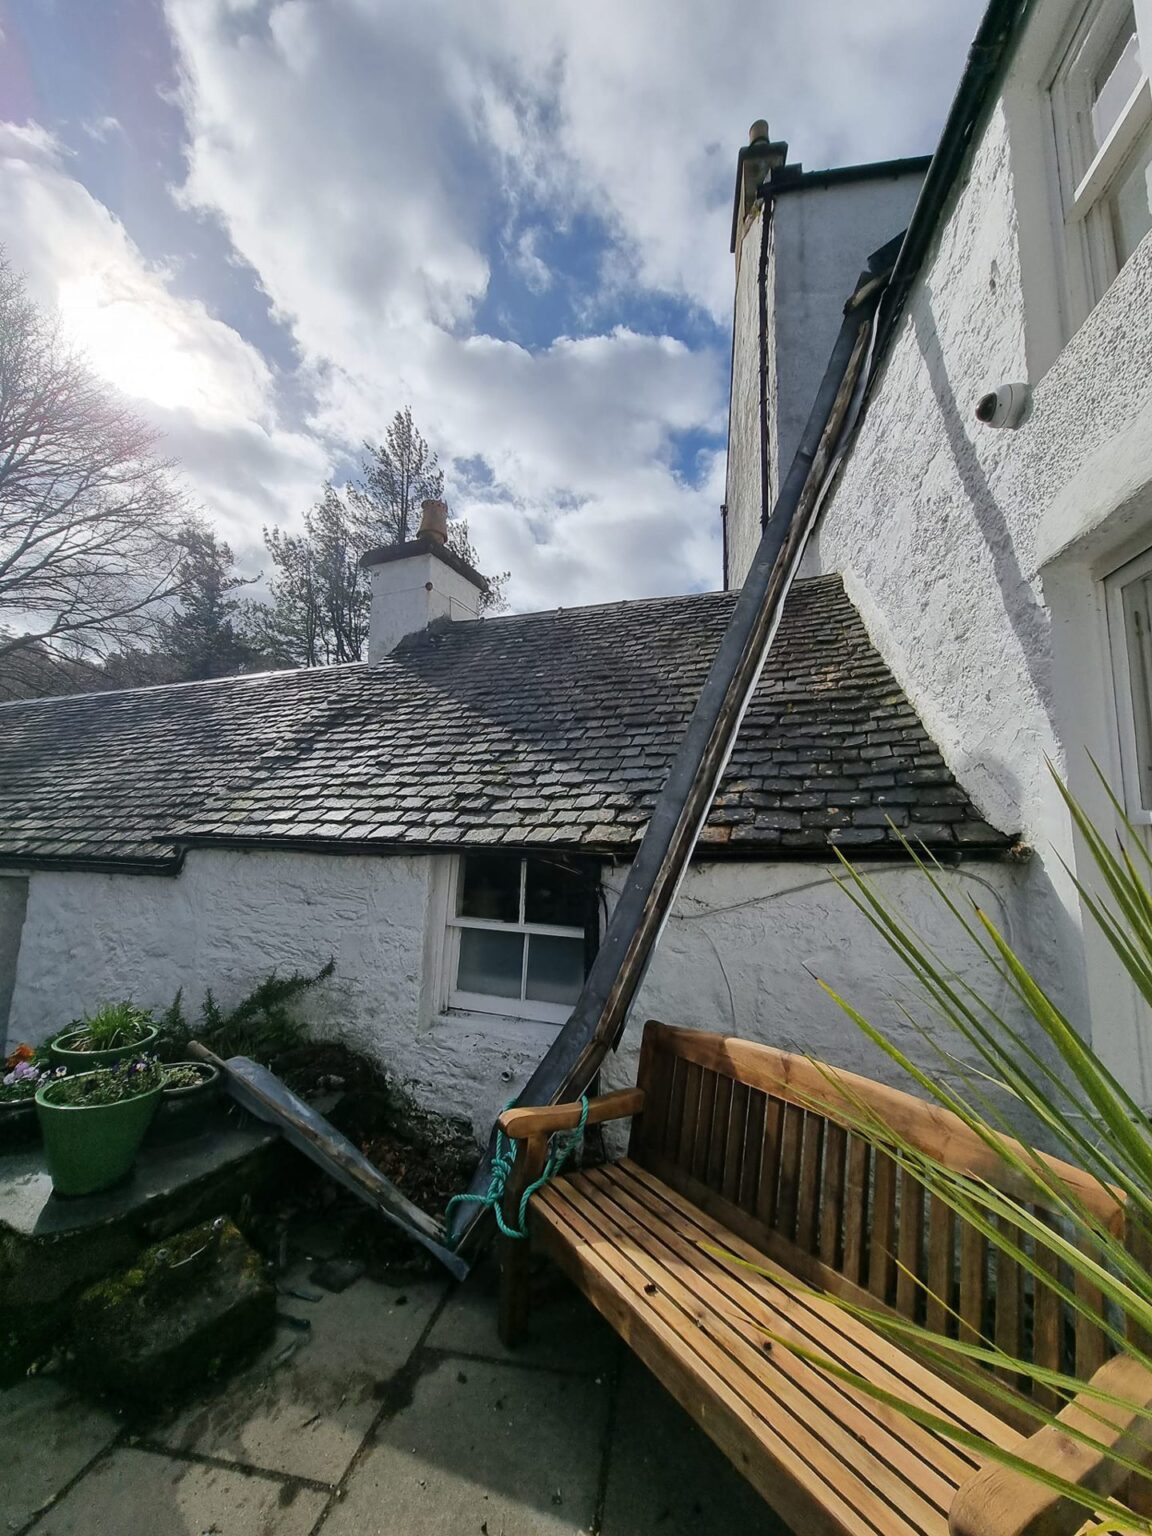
[{"x1": 447, "y1": 244, "x2": 896, "y2": 1257}]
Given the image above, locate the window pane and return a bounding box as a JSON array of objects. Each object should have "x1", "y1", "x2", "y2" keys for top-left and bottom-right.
[
  {"x1": 458, "y1": 854, "x2": 521, "y2": 922},
  {"x1": 457, "y1": 928, "x2": 524, "y2": 999},
  {"x1": 1109, "y1": 123, "x2": 1152, "y2": 264},
  {"x1": 1122, "y1": 574, "x2": 1152, "y2": 810},
  {"x1": 1092, "y1": 17, "x2": 1142, "y2": 147},
  {"x1": 524, "y1": 858, "x2": 587, "y2": 927},
  {"x1": 525, "y1": 934, "x2": 584, "y2": 1006}
]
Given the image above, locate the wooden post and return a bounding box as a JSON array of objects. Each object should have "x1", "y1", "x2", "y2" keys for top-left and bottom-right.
[{"x1": 498, "y1": 1132, "x2": 547, "y2": 1346}]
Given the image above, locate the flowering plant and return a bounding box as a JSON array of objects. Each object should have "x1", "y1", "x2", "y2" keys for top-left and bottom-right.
[
  {"x1": 39, "y1": 1057, "x2": 164, "y2": 1108},
  {"x1": 0, "y1": 1045, "x2": 59, "y2": 1104}
]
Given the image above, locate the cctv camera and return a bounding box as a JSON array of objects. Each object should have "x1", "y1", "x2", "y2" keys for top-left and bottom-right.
[{"x1": 974, "y1": 382, "x2": 1030, "y2": 430}]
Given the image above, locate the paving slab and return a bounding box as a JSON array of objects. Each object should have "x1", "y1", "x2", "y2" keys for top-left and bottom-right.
[
  {"x1": 427, "y1": 1258, "x2": 618, "y2": 1376},
  {"x1": 600, "y1": 1356, "x2": 791, "y2": 1535},
  {"x1": 29, "y1": 1444, "x2": 327, "y2": 1536},
  {"x1": 2, "y1": 1376, "x2": 122, "y2": 1530},
  {"x1": 153, "y1": 1270, "x2": 447, "y2": 1484},
  {"x1": 325, "y1": 1354, "x2": 608, "y2": 1536}
]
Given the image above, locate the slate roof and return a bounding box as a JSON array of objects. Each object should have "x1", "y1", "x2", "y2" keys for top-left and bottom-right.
[{"x1": 0, "y1": 575, "x2": 1009, "y2": 872}]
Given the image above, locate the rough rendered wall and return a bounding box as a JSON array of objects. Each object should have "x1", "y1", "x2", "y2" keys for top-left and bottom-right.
[
  {"x1": 4, "y1": 849, "x2": 565, "y2": 1137},
  {"x1": 594, "y1": 858, "x2": 1038, "y2": 1113},
  {"x1": 6, "y1": 848, "x2": 1035, "y2": 1139},
  {"x1": 809, "y1": 96, "x2": 1152, "y2": 1085}
]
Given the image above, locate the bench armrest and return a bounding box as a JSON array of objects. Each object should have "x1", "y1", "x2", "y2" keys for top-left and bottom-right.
[
  {"x1": 950, "y1": 1355, "x2": 1152, "y2": 1536},
  {"x1": 498, "y1": 1088, "x2": 645, "y2": 1141}
]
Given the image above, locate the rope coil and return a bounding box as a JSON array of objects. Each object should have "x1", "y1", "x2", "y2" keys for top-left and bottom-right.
[{"x1": 445, "y1": 1095, "x2": 590, "y2": 1242}]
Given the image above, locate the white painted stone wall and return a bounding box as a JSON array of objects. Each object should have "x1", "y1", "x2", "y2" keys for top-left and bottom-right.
[
  {"x1": 798, "y1": 91, "x2": 1152, "y2": 1088},
  {"x1": 725, "y1": 170, "x2": 925, "y2": 588},
  {"x1": 5, "y1": 847, "x2": 1033, "y2": 1139},
  {"x1": 601, "y1": 857, "x2": 1039, "y2": 1113}
]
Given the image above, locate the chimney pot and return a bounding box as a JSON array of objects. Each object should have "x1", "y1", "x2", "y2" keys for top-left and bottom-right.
[
  {"x1": 749, "y1": 119, "x2": 771, "y2": 145},
  {"x1": 419, "y1": 498, "x2": 448, "y2": 545}
]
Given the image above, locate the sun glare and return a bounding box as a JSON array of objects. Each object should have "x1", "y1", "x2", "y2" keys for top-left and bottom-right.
[{"x1": 56, "y1": 274, "x2": 221, "y2": 415}]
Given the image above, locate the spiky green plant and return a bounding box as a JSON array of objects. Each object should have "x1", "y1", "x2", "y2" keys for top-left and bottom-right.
[{"x1": 741, "y1": 771, "x2": 1152, "y2": 1534}]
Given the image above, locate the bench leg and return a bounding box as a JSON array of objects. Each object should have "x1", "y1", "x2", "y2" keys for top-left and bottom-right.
[
  {"x1": 498, "y1": 1235, "x2": 532, "y2": 1346},
  {"x1": 497, "y1": 1131, "x2": 547, "y2": 1348}
]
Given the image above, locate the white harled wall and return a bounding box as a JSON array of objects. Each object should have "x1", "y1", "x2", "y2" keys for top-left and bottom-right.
[
  {"x1": 4, "y1": 849, "x2": 1031, "y2": 1138},
  {"x1": 803, "y1": 96, "x2": 1152, "y2": 1089}
]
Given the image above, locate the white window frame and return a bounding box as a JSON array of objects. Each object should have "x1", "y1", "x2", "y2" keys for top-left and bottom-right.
[
  {"x1": 444, "y1": 855, "x2": 589, "y2": 1025},
  {"x1": 1048, "y1": 0, "x2": 1152, "y2": 325},
  {"x1": 1105, "y1": 545, "x2": 1152, "y2": 824}
]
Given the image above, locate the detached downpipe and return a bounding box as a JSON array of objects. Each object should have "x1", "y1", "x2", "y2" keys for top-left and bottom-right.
[{"x1": 447, "y1": 246, "x2": 896, "y2": 1257}]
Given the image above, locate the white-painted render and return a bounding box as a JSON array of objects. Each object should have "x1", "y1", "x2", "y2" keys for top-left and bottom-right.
[
  {"x1": 725, "y1": 167, "x2": 924, "y2": 587},
  {"x1": 726, "y1": 0, "x2": 1152, "y2": 1094},
  {"x1": 364, "y1": 548, "x2": 483, "y2": 661},
  {"x1": 2, "y1": 849, "x2": 1030, "y2": 1137}
]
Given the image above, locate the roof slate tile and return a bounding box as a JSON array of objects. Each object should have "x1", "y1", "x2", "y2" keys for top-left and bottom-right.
[{"x1": 0, "y1": 575, "x2": 1011, "y2": 869}]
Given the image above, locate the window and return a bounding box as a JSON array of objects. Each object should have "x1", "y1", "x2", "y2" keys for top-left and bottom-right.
[
  {"x1": 1106, "y1": 547, "x2": 1152, "y2": 819},
  {"x1": 1050, "y1": 0, "x2": 1152, "y2": 319},
  {"x1": 445, "y1": 854, "x2": 596, "y2": 1023}
]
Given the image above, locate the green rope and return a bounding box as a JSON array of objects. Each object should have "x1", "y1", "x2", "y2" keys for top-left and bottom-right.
[{"x1": 445, "y1": 1095, "x2": 590, "y2": 1242}]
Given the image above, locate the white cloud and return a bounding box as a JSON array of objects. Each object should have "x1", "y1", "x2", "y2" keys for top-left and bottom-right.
[
  {"x1": 2, "y1": 0, "x2": 984, "y2": 612},
  {"x1": 0, "y1": 119, "x2": 329, "y2": 555}
]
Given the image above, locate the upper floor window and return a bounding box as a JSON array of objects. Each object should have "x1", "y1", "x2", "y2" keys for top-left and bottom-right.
[
  {"x1": 445, "y1": 853, "x2": 596, "y2": 1024},
  {"x1": 1050, "y1": 0, "x2": 1152, "y2": 319},
  {"x1": 1106, "y1": 547, "x2": 1152, "y2": 821}
]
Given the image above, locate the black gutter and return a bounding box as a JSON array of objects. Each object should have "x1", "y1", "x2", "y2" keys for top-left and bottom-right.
[
  {"x1": 0, "y1": 852, "x2": 183, "y2": 877},
  {"x1": 867, "y1": 0, "x2": 1032, "y2": 385},
  {"x1": 160, "y1": 833, "x2": 1014, "y2": 865},
  {"x1": 448, "y1": 248, "x2": 895, "y2": 1255}
]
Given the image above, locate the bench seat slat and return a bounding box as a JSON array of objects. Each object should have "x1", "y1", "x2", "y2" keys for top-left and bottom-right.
[
  {"x1": 536, "y1": 1178, "x2": 933, "y2": 1536},
  {"x1": 615, "y1": 1158, "x2": 1019, "y2": 1451},
  {"x1": 576, "y1": 1163, "x2": 979, "y2": 1503}
]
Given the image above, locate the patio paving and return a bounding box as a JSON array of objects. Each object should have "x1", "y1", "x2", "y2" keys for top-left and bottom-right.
[{"x1": 3, "y1": 1260, "x2": 790, "y2": 1535}]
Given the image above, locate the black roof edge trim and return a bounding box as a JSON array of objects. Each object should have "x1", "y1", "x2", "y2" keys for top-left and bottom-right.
[
  {"x1": 359, "y1": 535, "x2": 488, "y2": 593},
  {"x1": 762, "y1": 155, "x2": 932, "y2": 197},
  {"x1": 0, "y1": 853, "x2": 183, "y2": 877},
  {"x1": 162, "y1": 833, "x2": 1014, "y2": 865}
]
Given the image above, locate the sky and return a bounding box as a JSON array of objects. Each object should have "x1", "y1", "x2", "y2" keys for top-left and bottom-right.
[{"x1": 0, "y1": 0, "x2": 985, "y2": 613}]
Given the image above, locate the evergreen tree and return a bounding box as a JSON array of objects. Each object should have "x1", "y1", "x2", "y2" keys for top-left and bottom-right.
[{"x1": 161, "y1": 521, "x2": 260, "y2": 680}]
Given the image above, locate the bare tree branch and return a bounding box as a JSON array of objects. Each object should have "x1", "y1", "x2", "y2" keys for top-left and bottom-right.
[{"x1": 0, "y1": 255, "x2": 187, "y2": 666}]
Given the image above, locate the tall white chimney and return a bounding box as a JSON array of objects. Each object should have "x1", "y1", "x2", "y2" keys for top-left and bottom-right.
[{"x1": 361, "y1": 499, "x2": 488, "y2": 661}]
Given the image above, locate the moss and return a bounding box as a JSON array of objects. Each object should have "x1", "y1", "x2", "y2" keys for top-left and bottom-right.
[{"x1": 71, "y1": 1217, "x2": 275, "y2": 1407}]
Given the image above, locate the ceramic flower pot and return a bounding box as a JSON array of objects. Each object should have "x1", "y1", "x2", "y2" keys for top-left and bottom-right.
[
  {"x1": 49, "y1": 1024, "x2": 159, "y2": 1071},
  {"x1": 147, "y1": 1061, "x2": 222, "y2": 1145},
  {"x1": 35, "y1": 1071, "x2": 162, "y2": 1197}
]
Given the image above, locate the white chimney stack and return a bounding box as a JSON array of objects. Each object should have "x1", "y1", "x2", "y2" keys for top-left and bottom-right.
[{"x1": 361, "y1": 499, "x2": 488, "y2": 661}]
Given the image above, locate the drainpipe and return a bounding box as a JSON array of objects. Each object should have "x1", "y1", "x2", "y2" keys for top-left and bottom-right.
[{"x1": 448, "y1": 246, "x2": 897, "y2": 1256}]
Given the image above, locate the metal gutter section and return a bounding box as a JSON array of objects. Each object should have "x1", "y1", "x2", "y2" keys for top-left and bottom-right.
[{"x1": 447, "y1": 252, "x2": 895, "y2": 1256}]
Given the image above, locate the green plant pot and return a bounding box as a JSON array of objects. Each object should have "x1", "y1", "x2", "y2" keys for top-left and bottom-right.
[
  {"x1": 49, "y1": 1024, "x2": 159, "y2": 1070},
  {"x1": 35, "y1": 1073, "x2": 162, "y2": 1197}
]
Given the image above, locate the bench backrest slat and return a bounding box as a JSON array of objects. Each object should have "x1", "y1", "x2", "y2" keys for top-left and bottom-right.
[{"x1": 628, "y1": 1020, "x2": 1123, "y2": 1407}]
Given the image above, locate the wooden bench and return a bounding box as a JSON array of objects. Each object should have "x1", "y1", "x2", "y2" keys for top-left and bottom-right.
[{"x1": 496, "y1": 1020, "x2": 1152, "y2": 1536}]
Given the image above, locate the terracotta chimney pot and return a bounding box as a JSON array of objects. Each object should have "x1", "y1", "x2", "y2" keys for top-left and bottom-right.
[{"x1": 419, "y1": 499, "x2": 449, "y2": 545}]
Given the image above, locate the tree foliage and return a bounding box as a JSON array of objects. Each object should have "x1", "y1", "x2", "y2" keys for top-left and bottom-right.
[
  {"x1": 0, "y1": 257, "x2": 186, "y2": 670},
  {"x1": 253, "y1": 408, "x2": 507, "y2": 666}
]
